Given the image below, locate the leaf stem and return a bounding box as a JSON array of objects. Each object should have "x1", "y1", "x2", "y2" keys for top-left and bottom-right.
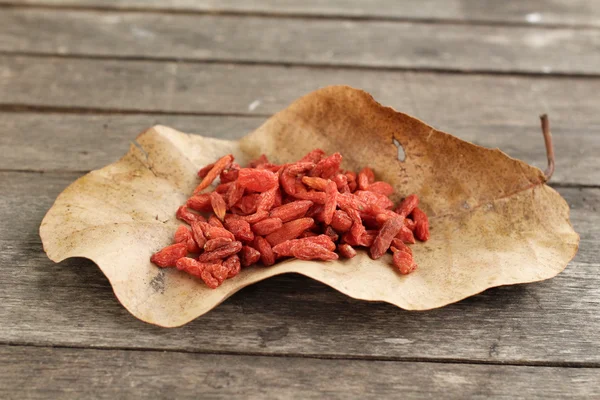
[{"x1": 540, "y1": 114, "x2": 554, "y2": 181}]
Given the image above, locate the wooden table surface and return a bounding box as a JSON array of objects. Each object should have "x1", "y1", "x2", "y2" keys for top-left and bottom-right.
[{"x1": 1, "y1": 1, "x2": 600, "y2": 398}]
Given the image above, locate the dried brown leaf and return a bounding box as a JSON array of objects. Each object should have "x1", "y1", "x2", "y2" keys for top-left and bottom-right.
[{"x1": 40, "y1": 86, "x2": 579, "y2": 327}]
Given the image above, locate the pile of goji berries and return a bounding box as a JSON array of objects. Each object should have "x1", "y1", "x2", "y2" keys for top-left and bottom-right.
[{"x1": 151, "y1": 150, "x2": 430, "y2": 289}]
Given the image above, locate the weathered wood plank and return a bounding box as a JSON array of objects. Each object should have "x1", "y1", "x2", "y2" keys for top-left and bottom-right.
[
  {"x1": 2, "y1": 346, "x2": 599, "y2": 400},
  {"x1": 1, "y1": 112, "x2": 599, "y2": 187},
  {"x1": 2, "y1": 0, "x2": 599, "y2": 28},
  {"x1": 2, "y1": 9, "x2": 600, "y2": 74},
  {"x1": 1, "y1": 171, "x2": 598, "y2": 363}
]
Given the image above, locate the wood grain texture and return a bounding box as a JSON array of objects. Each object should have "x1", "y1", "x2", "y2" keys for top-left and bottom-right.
[
  {"x1": 1, "y1": 171, "x2": 598, "y2": 363},
  {"x1": 2, "y1": 9, "x2": 600, "y2": 74},
  {"x1": 2, "y1": 346, "x2": 599, "y2": 400},
  {"x1": 2, "y1": 0, "x2": 600, "y2": 28},
  {"x1": 1, "y1": 112, "x2": 598, "y2": 186}
]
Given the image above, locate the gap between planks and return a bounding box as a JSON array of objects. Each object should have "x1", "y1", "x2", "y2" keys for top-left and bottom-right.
[
  {"x1": 2, "y1": 51, "x2": 600, "y2": 80},
  {"x1": 0, "y1": 1, "x2": 599, "y2": 31},
  {"x1": 2, "y1": 342, "x2": 599, "y2": 369}
]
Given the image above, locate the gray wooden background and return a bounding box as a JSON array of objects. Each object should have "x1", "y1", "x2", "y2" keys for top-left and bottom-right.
[{"x1": 1, "y1": 1, "x2": 599, "y2": 398}]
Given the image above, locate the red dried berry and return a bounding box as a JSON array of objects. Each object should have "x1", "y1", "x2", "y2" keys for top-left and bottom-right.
[
  {"x1": 292, "y1": 242, "x2": 339, "y2": 261},
  {"x1": 220, "y1": 162, "x2": 240, "y2": 183},
  {"x1": 237, "y1": 210, "x2": 269, "y2": 224},
  {"x1": 175, "y1": 257, "x2": 208, "y2": 277},
  {"x1": 404, "y1": 218, "x2": 416, "y2": 231},
  {"x1": 201, "y1": 262, "x2": 230, "y2": 289},
  {"x1": 226, "y1": 181, "x2": 245, "y2": 208},
  {"x1": 366, "y1": 181, "x2": 394, "y2": 196},
  {"x1": 240, "y1": 245, "x2": 261, "y2": 267},
  {"x1": 355, "y1": 190, "x2": 394, "y2": 210},
  {"x1": 301, "y1": 176, "x2": 328, "y2": 191},
  {"x1": 190, "y1": 221, "x2": 208, "y2": 248},
  {"x1": 299, "y1": 231, "x2": 319, "y2": 238},
  {"x1": 293, "y1": 190, "x2": 327, "y2": 204},
  {"x1": 197, "y1": 162, "x2": 215, "y2": 178},
  {"x1": 256, "y1": 186, "x2": 279, "y2": 212},
  {"x1": 197, "y1": 241, "x2": 242, "y2": 263},
  {"x1": 395, "y1": 194, "x2": 419, "y2": 217},
  {"x1": 338, "y1": 244, "x2": 357, "y2": 259},
  {"x1": 333, "y1": 173, "x2": 350, "y2": 193},
  {"x1": 265, "y1": 217, "x2": 315, "y2": 246},
  {"x1": 310, "y1": 152, "x2": 342, "y2": 179},
  {"x1": 215, "y1": 181, "x2": 233, "y2": 194},
  {"x1": 272, "y1": 235, "x2": 336, "y2": 257},
  {"x1": 204, "y1": 237, "x2": 233, "y2": 252},
  {"x1": 204, "y1": 224, "x2": 236, "y2": 241},
  {"x1": 252, "y1": 217, "x2": 283, "y2": 236},
  {"x1": 224, "y1": 254, "x2": 241, "y2": 278},
  {"x1": 324, "y1": 226, "x2": 339, "y2": 242},
  {"x1": 269, "y1": 200, "x2": 313, "y2": 222},
  {"x1": 248, "y1": 154, "x2": 269, "y2": 168},
  {"x1": 254, "y1": 236, "x2": 276, "y2": 266},
  {"x1": 194, "y1": 154, "x2": 233, "y2": 194},
  {"x1": 186, "y1": 194, "x2": 213, "y2": 213},
  {"x1": 411, "y1": 207, "x2": 430, "y2": 241},
  {"x1": 357, "y1": 167, "x2": 375, "y2": 190},
  {"x1": 299, "y1": 149, "x2": 326, "y2": 163},
  {"x1": 233, "y1": 193, "x2": 260, "y2": 215},
  {"x1": 224, "y1": 218, "x2": 255, "y2": 243},
  {"x1": 174, "y1": 225, "x2": 200, "y2": 253},
  {"x1": 322, "y1": 180, "x2": 338, "y2": 225},
  {"x1": 331, "y1": 210, "x2": 353, "y2": 232},
  {"x1": 395, "y1": 225, "x2": 416, "y2": 244},
  {"x1": 391, "y1": 239, "x2": 413, "y2": 256},
  {"x1": 151, "y1": 243, "x2": 187, "y2": 268},
  {"x1": 176, "y1": 205, "x2": 206, "y2": 225},
  {"x1": 345, "y1": 171, "x2": 358, "y2": 192},
  {"x1": 208, "y1": 214, "x2": 225, "y2": 228},
  {"x1": 210, "y1": 191, "x2": 227, "y2": 221},
  {"x1": 370, "y1": 217, "x2": 404, "y2": 259},
  {"x1": 238, "y1": 168, "x2": 279, "y2": 192},
  {"x1": 392, "y1": 250, "x2": 416, "y2": 275}
]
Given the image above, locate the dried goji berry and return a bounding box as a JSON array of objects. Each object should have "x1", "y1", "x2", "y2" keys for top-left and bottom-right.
[
  {"x1": 338, "y1": 243, "x2": 357, "y2": 259},
  {"x1": 286, "y1": 162, "x2": 315, "y2": 176},
  {"x1": 324, "y1": 226, "x2": 339, "y2": 242},
  {"x1": 395, "y1": 225, "x2": 416, "y2": 244},
  {"x1": 204, "y1": 237, "x2": 233, "y2": 252},
  {"x1": 175, "y1": 257, "x2": 211, "y2": 278},
  {"x1": 226, "y1": 181, "x2": 245, "y2": 208},
  {"x1": 391, "y1": 238, "x2": 412, "y2": 256},
  {"x1": 337, "y1": 192, "x2": 367, "y2": 212},
  {"x1": 197, "y1": 162, "x2": 215, "y2": 179},
  {"x1": 248, "y1": 154, "x2": 269, "y2": 168},
  {"x1": 203, "y1": 224, "x2": 236, "y2": 241},
  {"x1": 269, "y1": 200, "x2": 312, "y2": 222},
  {"x1": 272, "y1": 235, "x2": 335, "y2": 257},
  {"x1": 345, "y1": 171, "x2": 358, "y2": 192},
  {"x1": 238, "y1": 168, "x2": 278, "y2": 192},
  {"x1": 174, "y1": 225, "x2": 200, "y2": 253},
  {"x1": 305, "y1": 204, "x2": 324, "y2": 221},
  {"x1": 370, "y1": 217, "x2": 404, "y2": 259},
  {"x1": 357, "y1": 167, "x2": 375, "y2": 190},
  {"x1": 236, "y1": 210, "x2": 269, "y2": 224},
  {"x1": 355, "y1": 190, "x2": 394, "y2": 210},
  {"x1": 292, "y1": 242, "x2": 338, "y2": 261},
  {"x1": 366, "y1": 181, "x2": 394, "y2": 196},
  {"x1": 254, "y1": 236, "x2": 275, "y2": 266},
  {"x1": 194, "y1": 154, "x2": 233, "y2": 194},
  {"x1": 224, "y1": 218, "x2": 254, "y2": 243},
  {"x1": 395, "y1": 194, "x2": 419, "y2": 217},
  {"x1": 252, "y1": 217, "x2": 283, "y2": 236},
  {"x1": 224, "y1": 254, "x2": 241, "y2": 278},
  {"x1": 333, "y1": 173, "x2": 350, "y2": 193},
  {"x1": 186, "y1": 194, "x2": 213, "y2": 213},
  {"x1": 392, "y1": 250, "x2": 416, "y2": 275},
  {"x1": 310, "y1": 152, "x2": 342, "y2": 179},
  {"x1": 293, "y1": 190, "x2": 327, "y2": 204},
  {"x1": 190, "y1": 221, "x2": 208, "y2": 248},
  {"x1": 322, "y1": 180, "x2": 338, "y2": 225},
  {"x1": 299, "y1": 148, "x2": 326, "y2": 163},
  {"x1": 220, "y1": 162, "x2": 240, "y2": 183},
  {"x1": 233, "y1": 194, "x2": 260, "y2": 215},
  {"x1": 176, "y1": 205, "x2": 206, "y2": 225},
  {"x1": 210, "y1": 191, "x2": 227, "y2": 221},
  {"x1": 208, "y1": 214, "x2": 225, "y2": 228},
  {"x1": 256, "y1": 186, "x2": 278, "y2": 212},
  {"x1": 301, "y1": 176, "x2": 328, "y2": 191},
  {"x1": 299, "y1": 231, "x2": 319, "y2": 238},
  {"x1": 404, "y1": 218, "x2": 416, "y2": 231},
  {"x1": 215, "y1": 181, "x2": 233, "y2": 194},
  {"x1": 331, "y1": 210, "x2": 353, "y2": 233},
  {"x1": 197, "y1": 241, "x2": 242, "y2": 263},
  {"x1": 201, "y1": 262, "x2": 229, "y2": 288},
  {"x1": 411, "y1": 207, "x2": 430, "y2": 241},
  {"x1": 265, "y1": 217, "x2": 314, "y2": 246},
  {"x1": 280, "y1": 171, "x2": 298, "y2": 195},
  {"x1": 151, "y1": 243, "x2": 187, "y2": 268},
  {"x1": 240, "y1": 245, "x2": 261, "y2": 267}
]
